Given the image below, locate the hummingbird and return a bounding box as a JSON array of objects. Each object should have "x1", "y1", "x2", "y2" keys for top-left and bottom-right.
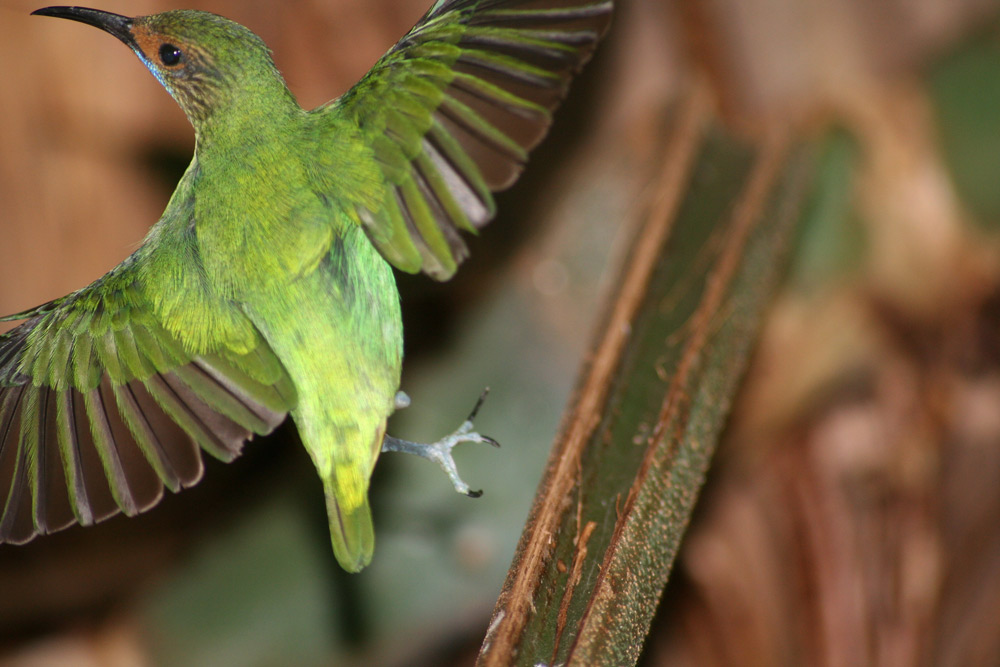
[{"x1": 0, "y1": 1, "x2": 611, "y2": 572}]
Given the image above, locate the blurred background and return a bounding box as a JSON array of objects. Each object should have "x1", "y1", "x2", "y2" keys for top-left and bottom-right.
[{"x1": 0, "y1": 0, "x2": 999, "y2": 665}]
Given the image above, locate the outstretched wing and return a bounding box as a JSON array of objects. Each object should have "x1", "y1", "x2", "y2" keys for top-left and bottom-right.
[
  {"x1": 323, "y1": 0, "x2": 612, "y2": 279},
  {"x1": 0, "y1": 262, "x2": 295, "y2": 544}
]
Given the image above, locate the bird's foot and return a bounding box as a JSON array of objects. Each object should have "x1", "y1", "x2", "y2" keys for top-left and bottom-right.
[{"x1": 381, "y1": 389, "x2": 499, "y2": 497}]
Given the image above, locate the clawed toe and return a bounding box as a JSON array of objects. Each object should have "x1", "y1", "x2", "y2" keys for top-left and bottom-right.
[{"x1": 381, "y1": 389, "x2": 498, "y2": 497}]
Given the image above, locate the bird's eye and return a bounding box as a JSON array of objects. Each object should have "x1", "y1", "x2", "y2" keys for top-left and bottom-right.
[{"x1": 158, "y1": 43, "x2": 183, "y2": 67}]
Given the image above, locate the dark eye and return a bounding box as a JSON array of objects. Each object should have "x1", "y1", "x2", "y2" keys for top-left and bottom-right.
[{"x1": 158, "y1": 43, "x2": 182, "y2": 66}]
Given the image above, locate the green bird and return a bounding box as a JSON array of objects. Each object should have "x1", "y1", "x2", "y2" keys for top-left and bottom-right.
[{"x1": 0, "y1": 1, "x2": 611, "y2": 571}]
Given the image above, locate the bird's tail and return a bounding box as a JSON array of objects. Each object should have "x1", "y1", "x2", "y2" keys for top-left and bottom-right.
[{"x1": 324, "y1": 475, "x2": 375, "y2": 573}]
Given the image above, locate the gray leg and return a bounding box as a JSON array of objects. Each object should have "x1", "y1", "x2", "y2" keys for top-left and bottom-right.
[
  {"x1": 382, "y1": 389, "x2": 499, "y2": 498},
  {"x1": 394, "y1": 391, "x2": 411, "y2": 410}
]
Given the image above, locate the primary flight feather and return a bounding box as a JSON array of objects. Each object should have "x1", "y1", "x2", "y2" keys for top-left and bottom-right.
[{"x1": 0, "y1": 0, "x2": 611, "y2": 572}]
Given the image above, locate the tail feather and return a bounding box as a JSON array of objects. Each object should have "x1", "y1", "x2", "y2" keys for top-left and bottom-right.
[{"x1": 325, "y1": 478, "x2": 375, "y2": 572}]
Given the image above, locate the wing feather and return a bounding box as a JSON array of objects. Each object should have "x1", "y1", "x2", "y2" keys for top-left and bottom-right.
[
  {"x1": 324, "y1": 0, "x2": 612, "y2": 279},
  {"x1": 38, "y1": 387, "x2": 75, "y2": 534},
  {"x1": 0, "y1": 273, "x2": 296, "y2": 545}
]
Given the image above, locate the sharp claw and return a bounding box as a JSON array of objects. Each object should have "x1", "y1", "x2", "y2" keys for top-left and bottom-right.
[
  {"x1": 466, "y1": 387, "x2": 490, "y2": 422},
  {"x1": 467, "y1": 489, "x2": 483, "y2": 498},
  {"x1": 482, "y1": 435, "x2": 501, "y2": 448}
]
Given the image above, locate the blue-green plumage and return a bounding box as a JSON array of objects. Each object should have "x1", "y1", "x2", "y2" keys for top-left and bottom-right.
[{"x1": 0, "y1": 0, "x2": 611, "y2": 571}]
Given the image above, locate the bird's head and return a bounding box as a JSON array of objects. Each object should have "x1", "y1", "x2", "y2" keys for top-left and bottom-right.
[{"x1": 33, "y1": 6, "x2": 293, "y2": 128}]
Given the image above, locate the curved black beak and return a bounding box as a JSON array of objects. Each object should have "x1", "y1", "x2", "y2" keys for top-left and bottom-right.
[{"x1": 32, "y1": 7, "x2": 135, "y2": 47}]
